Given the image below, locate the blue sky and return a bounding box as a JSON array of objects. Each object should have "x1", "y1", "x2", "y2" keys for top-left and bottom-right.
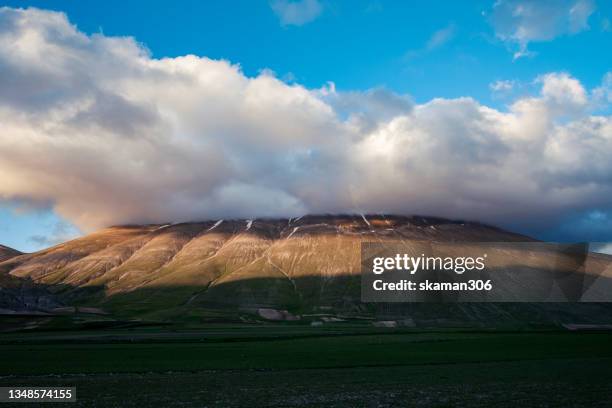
[
  {"x1": 1, "y1": 0, "x2": 611, "y2": 252},
  {"x1": 4, "y1": 0, "x2": 611, "y2": 104}
]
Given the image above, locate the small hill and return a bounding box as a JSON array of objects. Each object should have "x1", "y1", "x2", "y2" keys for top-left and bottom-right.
[{"x1": 0, "y1": 244, "x2": 21, "y2": 262}]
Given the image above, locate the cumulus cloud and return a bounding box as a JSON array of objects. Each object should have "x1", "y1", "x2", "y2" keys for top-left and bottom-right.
[
  {"x1": 270, "y1": 0, "x2": 323, "y2": 26},
  {"x1": 537, "y1": 72, "x2": 589, "y2": 116},
  {"x1": 0, "y1": 7, "x2": 612, "y2": 240},
  {"x1": 489, "y1": 0, "x2": 595, "y2": 59}
]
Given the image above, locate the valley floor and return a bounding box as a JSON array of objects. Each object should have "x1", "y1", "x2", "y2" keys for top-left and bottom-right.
[{"x1": 1, "y1": 326, "x2": 611, "y2": 407}]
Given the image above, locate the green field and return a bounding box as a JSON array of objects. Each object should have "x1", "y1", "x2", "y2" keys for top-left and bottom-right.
[{"x1": 1, "y1": 326, "x2": 612, "y2": 407}]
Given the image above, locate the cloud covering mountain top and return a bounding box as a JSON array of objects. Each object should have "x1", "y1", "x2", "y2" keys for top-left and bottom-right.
[{"x1": 0, "y1": 7, "x2": 611, "y2": 240}]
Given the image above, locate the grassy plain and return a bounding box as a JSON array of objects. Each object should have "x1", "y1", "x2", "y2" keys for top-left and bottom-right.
[{"x1": 1, "y1": 325, "x2": 611, "y2": 407}]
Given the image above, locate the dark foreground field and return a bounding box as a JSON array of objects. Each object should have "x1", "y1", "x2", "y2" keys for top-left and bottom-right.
[{"x1": 1, "y1": 325, "x2": 612, "y2": 407}]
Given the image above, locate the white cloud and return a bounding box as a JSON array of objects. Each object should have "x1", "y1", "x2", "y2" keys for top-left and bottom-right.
[
  {"x1": 490, "y1": 79, "x2": 516, "y2": 93},
  {"x1": 270, "y1": 0, "x2": 322, "y2": 26},
  {"x1": 537, "y1": 72, "x2": 588, "y2": 115},
  {"x1": 592, "y1": 242, "x2": 612, "y2": 255},
  {"x1": 489, "y1": 0, "x2": 595, "y2": 59},
  {"x1": 1, "y1": 7, "x2": 612, "y2": 238},
  {"x1": 593, "y1": 72, "x2": 612, "y2": 105},
  {"x1": 426, "y1": 24, "x2": 456, "y2": 50}
]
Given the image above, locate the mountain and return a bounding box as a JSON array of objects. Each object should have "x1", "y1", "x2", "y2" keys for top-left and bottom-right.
[
  {"x1": 0, "y1": 244, "x2": 21, "y2": 262},
  {"x1": 0, "y1": 244, "x2": 62, "y2": 314},
  {"x1": 1, "y1": 215, "x2": 611, "y2": 327}
]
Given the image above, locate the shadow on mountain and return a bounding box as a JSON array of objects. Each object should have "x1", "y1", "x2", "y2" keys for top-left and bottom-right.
[{"x1": 4, "y1": 266, "x2": 612, "y2": 332}]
